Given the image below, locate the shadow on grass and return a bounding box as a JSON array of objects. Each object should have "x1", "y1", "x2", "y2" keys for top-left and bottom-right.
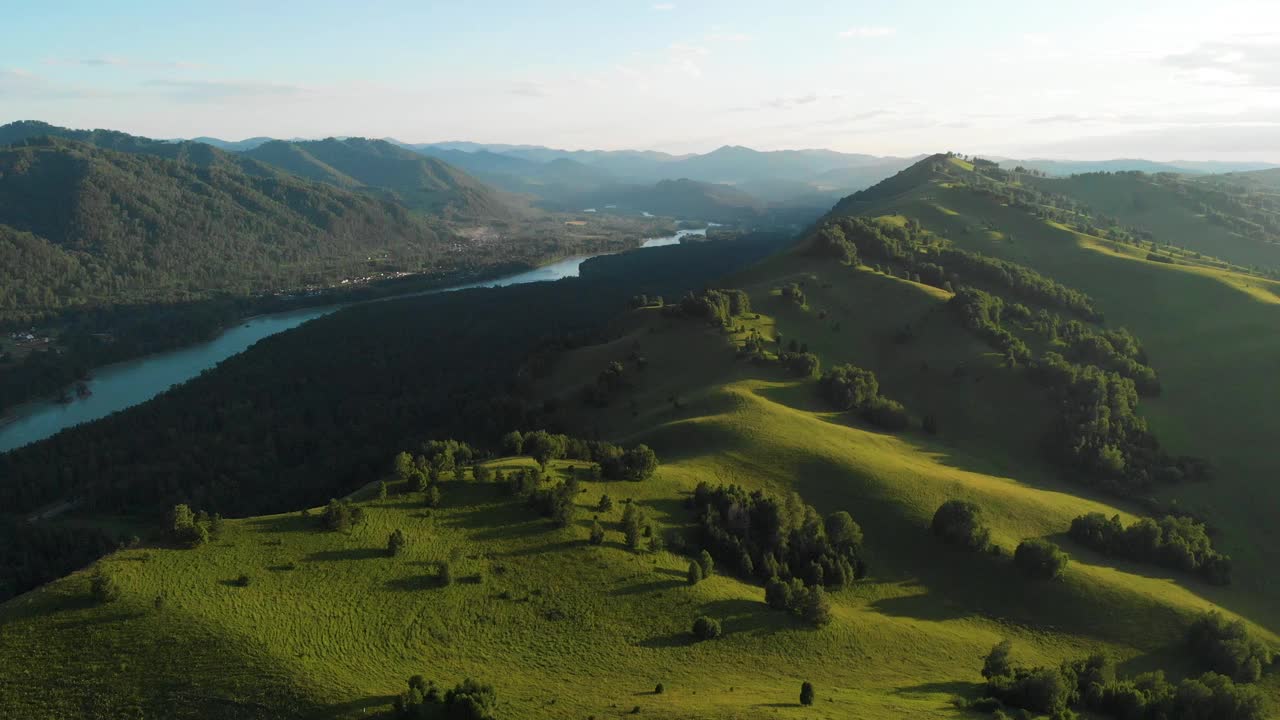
[
  {"x1": 245, "y1": 514, "x2": 315, "y2": 534},
  {"x1": 699, "y1": 598, "x2": 781, "y2": 636},
  {"x1": 611, "y1": 578, "x2": 686, "y2": 596},
  {"x1": 305, "y1": 547, "x2": 385, "y2": 562},
  {"x1": 870, "y1": 588, "x2": 971, "y2": 623},
  {"x1": 55, "y1": 609, "x2": 147, "y2": 629},
  {"x1": 893, "y1": 680, "x2": 976, "y2": 698},
  {"x1": 385, "y1": 575, "x2": 444, "y2": 592},
  {"x1": 316, "y1": 694, "x2": 397, "y2": 719}
]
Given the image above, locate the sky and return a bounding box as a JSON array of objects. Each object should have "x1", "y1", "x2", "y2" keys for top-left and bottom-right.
[{"x1": 3, "y1": 0, "x2": 1279, "y2": 160}]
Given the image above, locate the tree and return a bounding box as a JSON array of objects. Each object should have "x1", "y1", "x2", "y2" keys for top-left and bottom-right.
[
  {"x1": 378, "y1": 481, "x2": 389, "y2": 501},
  {"x1": 473, "y1": 465, "x2": 493, "y2": 484},
  {"x1": 438, "y1": 562, "x2": 453, "y2": 586},
  {"x1": 424, "y1": 485, "x2": 442, "y2": 509},
  {"x1": 765, "y1": 576, "x2": 792, "y2": 610},
  {"x1": 90, "y1": 569, "x2": 120, "y2": 604},
  {"x1": 1014, "y1": 539, "x2": 1069, "y2": 580},
  {"x1": 824, "y1": 511, "x2": 863, "y2": 552},
  {"x1": 930, "y1": 500, "x2": 991, "y2": 551},
  {"x1": 589, "y1": 520, "x2": 606, "y2": 546},
  {"x1": 819, "y1": 364, "x2": 880, "y2": 411},
  {"x1": 501, "y1": 431, "x2": 524, "y2": 456},
  {"x1": 687, "y1": 561, "x2": 703, "y2": 585},
  {"x1": 692, "y1": 616, "x2": 722, "y2": 640},
  {"x1": 698, "y1": 549, "x2": 715, "y2": 578},
  {"x1": 802, "y1": 585, "x2": 833, "y2": 627},
  {"x1": 800, "y1": 681, "x2": 815, "y2": 706},
  {"x1": 983, "y1": 640, "x2": 1015, "y2": 679},
  {"x1": 388, "y1": 529, "x2": 408, "y2": 557},
  {"x1": 597, "y1": 494, "x2": 613, "y2": 513},
  {"x1": 393, "y1": 451, "x2": 415, "y2": 483}
]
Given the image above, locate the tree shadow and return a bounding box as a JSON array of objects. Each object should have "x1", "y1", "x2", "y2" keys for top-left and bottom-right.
[
  {"x1": 610, "y1": 579, "x2": 685, "y2": 596},
  {"x1": 698, "y1": 598, "x2": 781, "y2": 636},
  {"x1": 55, "y1": 609, "x2": 147, "y2": 629},
  {"x1": 316, "y1": 694, "x2": 397, "y2": 719},
  {"x1": 305, "y1": 547, "x2": 385, "y2": 562},
  {"x1": 246, "y1": 514, "x2": 315, "y2": 534},
  {"x1": 385, "y1": 574, "x2": 444, "y2": 592},
  {"x1": 893, "y1": 680, "x2": 977, "y2": 698}
]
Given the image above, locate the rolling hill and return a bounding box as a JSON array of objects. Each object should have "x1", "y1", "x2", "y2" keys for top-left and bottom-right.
[
  {"x1": 2, "y1": 151, "x2": 1278, "y2": 719},
  {"x1": 0, "y1": 136, "x2": 448, "y2": 318},
  {"x1": 243, "y1": 138, "x2": 521, "y2": 219}
]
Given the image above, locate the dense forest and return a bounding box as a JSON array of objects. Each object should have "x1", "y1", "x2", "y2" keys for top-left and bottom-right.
[{"x1": 0, "y1": 233, "x2": 789, "y2": 601}]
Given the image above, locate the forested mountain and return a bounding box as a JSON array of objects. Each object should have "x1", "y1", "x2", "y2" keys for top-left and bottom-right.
[
  {"x1": 243, "y1": 138, "x2": 521, "y2": 219},
  {"x1": 0, "y1": 137, "x2": 455, "y2": 321}
]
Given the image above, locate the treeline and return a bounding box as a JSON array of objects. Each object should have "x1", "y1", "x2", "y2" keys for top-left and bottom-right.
[
  {"x1": 689, "y1": 482, "x2": 864, "y2": 625},
  {"x1": 0, "y1": 518, "x2": 117, "y2": 602},
  {"x1": 977, "y1": 638, "x2": 1267, "y2": 720},
  {"x1": 813, "y1": 215, "x2": 1099, "y2": 319},
  {"x1": 1069, "y1": 512, "x2": 1231, "y2": 585}
]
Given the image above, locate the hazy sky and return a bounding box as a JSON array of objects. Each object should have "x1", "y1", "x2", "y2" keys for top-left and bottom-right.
[{"x1": 3, "y1": 0, "x2": 1279, "y2": 159}]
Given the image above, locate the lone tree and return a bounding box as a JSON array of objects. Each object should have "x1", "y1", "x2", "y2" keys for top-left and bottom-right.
[
  {"x1": 930, "y1": 499, "x2": 992, "y2": 551},
  {"x1": 692, "y1": 616, "x2": 722, "y2": 640},
  {"x1": 589, "y1": 520, "x2": 606, "y2": 546},
  {"x1": 388, "y1": 529, "x2": 408, "y2": 557},
  {"x1": 800, "y1": 681, "x2": 815, "y2": 706},
  {"x1": 687, "y1": 561, "x2": 703, "y2": 585},
  {"x1": 1014, "y1": 539, "x2": 1069, "y2": 580}
]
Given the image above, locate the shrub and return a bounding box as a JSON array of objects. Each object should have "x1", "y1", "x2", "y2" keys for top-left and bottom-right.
[
  {"x1": 1014, "y1": 539, "x2": 1069, "y2": 580},
  {"x1": 654, "y1": 683, "x2": 664, "y2": 694},
  {"x1": 931, "y1": 500, "x2": 991, "y2": 551},
  {"x1": 819, "y1": 364, "x2": 879, "y2": 411},
  {"x1": 800, "y1": 681, "x2": 815, "y2": 706},
  {"x1": 692, "y1": 616, "x2": 722, "y2": 640},
  {"x1": 589, "y1": 520, "x2": 606, "y2": 546},
  {"x1": 388, "y1": 529, "x2": 408, "y2": 557},
  {"x1": 861, "y1": 395, "x2": 910, "y2": 430},
  {"x1": 234, "y1": 574, "x2": 251, "y2": 587},
  {"x1": 438, "y1": 562, "x2": 453, "y2": 587},
  {"x1": 597, "y1": 494, "x2": 614, "y2": 513},
  {"x1": 321, "y1": 499, "x2": 366, "y2": 532}
]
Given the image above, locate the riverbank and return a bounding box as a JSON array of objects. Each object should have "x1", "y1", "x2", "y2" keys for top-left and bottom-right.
[{"x1": 0, "y1": 225, "x2": 708, "y2": 453}]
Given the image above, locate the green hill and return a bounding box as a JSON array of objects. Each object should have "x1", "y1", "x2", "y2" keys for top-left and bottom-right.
[
  {"x1": 0, "y1": 137, "x2": 447, "y2": 320},
  {"x1": 2, "y1": 155, "x2": 1278, "y2": 719},
  {"x1": 244, "y1": 138, "x2": 522, "y2": 219}
]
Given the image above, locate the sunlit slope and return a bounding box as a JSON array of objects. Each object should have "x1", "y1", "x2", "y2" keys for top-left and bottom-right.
[
  {"x1": 1032, "y1": 172, "x2": 1280, "y2": 272},
  {"x1": 841, "y1": 179, "x2": 1280, "y2": 629}
]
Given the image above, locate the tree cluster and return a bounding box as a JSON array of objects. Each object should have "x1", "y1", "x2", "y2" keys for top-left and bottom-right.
[
  {"x1": 930, "y1": 500, "x2": 992, "y2": 552},
  {"x1": 818, "y1": 364, "x2": 910, "y2": 431},
  {"x1": 690, "y1": 482, "x2": 866, "y2": 597},
  {"x1": 980, "y1": 640, "x2": 1267, "y2": 720},
  {"x1": 393, "y1": 675, "x2": 498, "y2": 720},
  {"x1": 1069, "y1": 512, "x2": 1231, "y2": 585},
  {"x1": 1187, "y1": 611, "x2": 1274, "y2": 683}
]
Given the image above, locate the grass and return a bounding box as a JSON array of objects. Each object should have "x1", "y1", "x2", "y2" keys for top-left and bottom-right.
[{"x1": 5, "y1": 188, "x2": 1280, "y2": 717}]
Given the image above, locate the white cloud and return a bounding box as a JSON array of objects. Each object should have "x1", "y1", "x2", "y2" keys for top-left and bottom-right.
[
  {"x1": 652, "y1": 3, "x2": 675, "y2": 10},
  {"x1": 1163, "y1": 35, "x2": 1280, "y2": 88},
  {"x1": 44, "y1": 57, "x2": 208, "y2": 70},
  {"x1": 838, "y1": 26, "x2": 894, "y2": 39}
]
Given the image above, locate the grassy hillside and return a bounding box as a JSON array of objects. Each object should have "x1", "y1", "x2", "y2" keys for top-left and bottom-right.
[
  {"x1": 833, "y1": 159, "x2": 1280, "y2": 629},
  {"x1": 5, "y1": 262, "x2": 1275, "y2": 718},
  {"x1": 4, "y1": 155, "x2": 1278, "y2": 719},
  {"x1": 1030, "y1": 171, "x2": 1280, "y2": 272}
]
